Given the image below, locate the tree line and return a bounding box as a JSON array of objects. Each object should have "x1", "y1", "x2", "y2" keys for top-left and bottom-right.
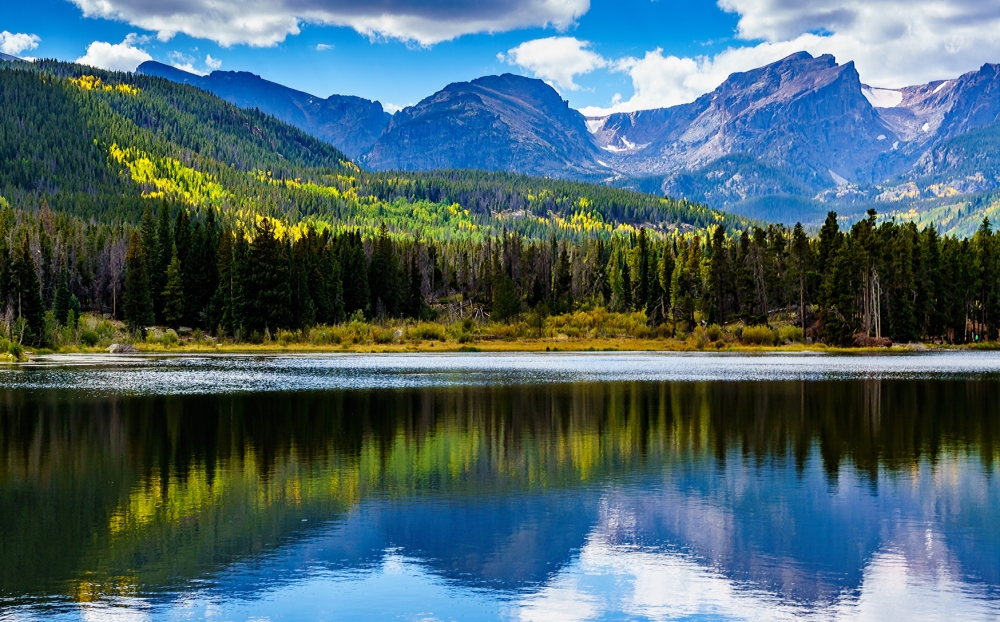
[{"x1": 3, "y1": 199, "x2": 1000, "y2": 347}]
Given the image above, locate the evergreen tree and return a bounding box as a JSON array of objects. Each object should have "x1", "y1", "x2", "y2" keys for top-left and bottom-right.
[
  {"x1": 123, "y1": 230, "x2": 154, "y2": 332},
  {"x1": 620, "y1": 251, "x2": 633, "y2": 311},
  {"x1": 210, "y1": 227, "x2": 235, "y2": 335},
  {"x1": 657, "y1": 244, "x2": 675, "y2": 325},
  {"x1": 290, "y1": 236, "x2": 316, "y2": 329},
  {"x1": 12, "y1": 235, "x2": 46, "y2": 344},
  {"x1": 368, "y1": 223, "x2": 400, "y2": 318},
  {"x1": 790, "y1": 223, "x2": 811, "y2": 331},
  {"x1": 52, "y1": 266, "x2": 70, "y2": 325},
  {"x1": 492, "y1": 273, "x2": 521, "y2": 323},
  {"x1": 636, "y1": 228, "x2": 651, "y2": 314},
  {"x1": 554, "y1": 246, "x2": 572, "y2": 311},
  {"x1": 139, "y1": 204, "x2": 159, "y2": 312},
  {"x1": 707, "y1": 226, "x2": 731, "y2": 325},
  {"x1": 162, "y1": 244, "x2": 185, "y2": 328},
  {"x1": 341, "y1": 231, "x2": 369, "y2": 318},
  {"x1": 406, "y1": 251, "x2": 424, "y2": 319},
  {"x1": 67, "y1": 295, "x2": 81, "y2": 329},
  {"x1": 244, "y1": 218, "x2": 292, "y2": 335},
  {"x1": 153, "y1": 201, "x2": 172, "y2": 321}
]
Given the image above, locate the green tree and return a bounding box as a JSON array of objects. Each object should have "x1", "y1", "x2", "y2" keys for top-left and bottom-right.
[
  {"x1": 123, "y1": 230, "x2": 154, "y2": 332},
  {"x1": 368, "y1": 223, "x2": 401, "y2": 318},
  {"x1": 162, "y1": 244, "x2": 185, "y2": 328},
  {"x1": 11, "y1": 235, "x2": 46, "y2": 344},
  {"x1": 244, "y1": 218, "x2": 292, "y2": 335},
  {"x1": 52, "y1": 266, "x2": 70, "y2": 325},
  {"x1": 492, "y1": 273, "x2": 521, "y2": 323},
  {"x1": 153, "y1": 201, "x2": 172, "y2": 322}
]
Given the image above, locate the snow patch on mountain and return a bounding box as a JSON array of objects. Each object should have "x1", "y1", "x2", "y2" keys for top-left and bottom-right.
[{"x1": 862, "y1": 86, "x2": 903, "y2": 108}]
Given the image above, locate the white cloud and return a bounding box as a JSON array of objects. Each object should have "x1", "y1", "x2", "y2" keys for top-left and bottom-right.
[
  {"x1": 315, "y1": 43, "x2": 334, "y2": 51},
  {"x1": 76, "y1": 36, "x2": 153, "y2": 72},
  {"x1": 578, "y1": 0, "x2": 1000, "y2": 116},
  {"x1": 0, "y1": 31, "x2": 41, "y2": 56},
  {"x1": 165, "y1": 51, "x2": 202, "y2": 75},
  {"x1": 503, "y1": 37, "x2": 607, "y2": 91},
  {"x1": 66, "y1": 0, "x2": 590, "y2": 47},
  {"x1": 383, "y1": 102, "x2": 410, "y2": 114},
  {"x1": 205, "y1": 54, "x2": 222, "y2": 70}
]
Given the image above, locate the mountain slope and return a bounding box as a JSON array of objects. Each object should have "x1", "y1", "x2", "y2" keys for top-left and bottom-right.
[
  {"x1": 137, "y1": 61, "x2": 391, "y2": 159},
  {"x1": 590, "y1": 52, "x2": 896, "y2": 189},
  {"x1": 363, "y1": 74, "x2": 608, "y2": 180}
]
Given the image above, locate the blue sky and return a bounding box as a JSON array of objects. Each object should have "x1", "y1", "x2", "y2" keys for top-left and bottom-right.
[{"x1": 4, "y1": 0, "x2": 1000, "y2": 115}]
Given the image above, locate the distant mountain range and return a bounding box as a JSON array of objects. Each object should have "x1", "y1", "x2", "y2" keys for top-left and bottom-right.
[{"x1": 140, "y1": 53, "x2": 1000, "y2": 229}]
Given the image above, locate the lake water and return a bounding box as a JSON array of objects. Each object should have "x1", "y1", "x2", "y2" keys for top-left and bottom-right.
[{"x1": 1, "y1": 352, "x2": 999, "y2": 621}]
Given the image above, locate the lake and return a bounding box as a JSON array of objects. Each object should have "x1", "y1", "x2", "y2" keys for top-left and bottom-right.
[{"x1": 1, "y1": 352, "x2": 999, "y2": 621}]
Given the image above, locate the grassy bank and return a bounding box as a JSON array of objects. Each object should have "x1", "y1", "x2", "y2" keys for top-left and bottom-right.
[{"x1": 5, "y1": 309, "x2": 964, "y2": 359}]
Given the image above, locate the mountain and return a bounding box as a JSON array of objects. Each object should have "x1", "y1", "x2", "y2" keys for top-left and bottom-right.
[
  {"x1": 0, "y1": 59, "x2": 743, "y2": 239},
  {"x1": 590, "y1": 53, "x2": 897, "y2": 190},
  {"x1": 0, "y1": 53, "x2": 23, "y2": 62},
  {"x1": 363, "y1": 74, "x2": 608, "y2": 180},
  {"x1": 586, "y1": 53, "x2": 1000, "y2": 227},
  {"x1": 137, "y1": 61, "x2": 391, "y2": 159}
]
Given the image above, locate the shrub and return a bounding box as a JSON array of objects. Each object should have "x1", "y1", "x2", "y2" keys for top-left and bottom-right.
[
  {"x1": 372, "y1": 327, "x2": 396, "y2": 344},
  {"x1": 161, "y1": 329, "x2": 179, "y2": 347},
  {"x1": 80, "y1": 330, "x2": 100, "y2": 347},
  {"x1": 408, "y1": 323, "x2": 446, "y2": 341},
  {"x1": 777, "y1": 325, "x2": 805, "y2": 343},
  {"x1": 706, "y1": 324, "x2": 723, "y2": 342},
  {"x1": 6, "y1": 341, "x2": 24, "y2": 361},
  {"x1": 457, "y1": 333, "x2": 474, "y2": 344},
  {"x1": 276, "y1": 329, "x2": 300, "y2": 346},
  {"x1": 740, "y1": 325, "x2": 775, "y2": 346}
]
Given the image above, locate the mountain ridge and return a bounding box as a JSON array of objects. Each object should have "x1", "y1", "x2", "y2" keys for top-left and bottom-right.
[
  {"x1": 137, "y1": 60, "x2": 391, "y2": 159},
  {"x1": 138, "y1": 53, "x2": 1000, "y2": 230}
]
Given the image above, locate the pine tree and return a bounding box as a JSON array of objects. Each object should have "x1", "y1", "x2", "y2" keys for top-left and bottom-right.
[
  {"x1": 162, "y1": 244, "x2": 185, "y2": 328},
  {"x1": 707, "y1": 226, "x2": 731, "y2": 325},
  {"x1": 636, "y1": 228, "x2": 651, "y2": 314},
  {"x1": 52, "y1": 266, "x2": 70, "y2": 325},
  {"x1": 657, "y1": 243, "x2": 675, "y2": 325},
  {"x1": 11, "y1": 235, "x2": 46, "y2": 344},
  {"x1": 790, "y1": 223, "x2": 811, "y2": 331},
  {"x1": 123, "y1": 230, "x2": 154, "y2": 332},
  {"x1": 368, "y1": 223, "x2": 400, "y2": 318},
  {"x1": 244, "y1": 218, "x2": 291, "y2": 335},
  {"x1": 153, "y1": 201, "x2": 172, "y2": 321},
  {"x1": 555, "y1": 246, "x2": 572, "y2": 312},
  {"x1": 407, "y1": 252, "x2": 424, "y2": 319},
  {"x1": 340, "y1": 231, "x2": 369, "y2": 318},
  {"x1": 492, "y1": 273, "x2": 521, "y2": 323},
  {"x1": 140, "y1": 204, "x2": 159, "y2": 312}
]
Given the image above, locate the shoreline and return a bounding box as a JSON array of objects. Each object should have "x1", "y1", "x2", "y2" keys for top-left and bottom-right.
[{"x1": 21, "y1": 338, "x2": 983, "y2": 359}]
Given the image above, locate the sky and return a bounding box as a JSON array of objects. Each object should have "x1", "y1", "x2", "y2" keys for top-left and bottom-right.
[{"x1": 4, "y1": 0, "x2": 1000, "y2": 116}]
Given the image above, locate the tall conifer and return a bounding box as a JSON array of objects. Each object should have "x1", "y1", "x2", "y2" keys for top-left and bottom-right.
[{"x1": 123, "y1": 231, "x2": 154, "y2": 332}]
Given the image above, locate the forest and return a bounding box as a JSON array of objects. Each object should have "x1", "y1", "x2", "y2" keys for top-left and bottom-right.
[{"x1": 1, "y1": 196, "x2": 998, "y2": 349}]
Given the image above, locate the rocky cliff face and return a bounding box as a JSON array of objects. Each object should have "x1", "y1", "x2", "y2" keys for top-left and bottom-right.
[
  {"x1": 591, "y1": 52, "x2": 897, "y2": 189},
  {"x1": 137, "y1": 61, "x2": 390, "y2": 159},
  {"x1": 362, "y1": 74, "x2": 608, "y2": 180}
]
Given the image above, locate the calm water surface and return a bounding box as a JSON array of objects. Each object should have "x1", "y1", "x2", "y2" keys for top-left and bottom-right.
[{"x1": 1, "y1": 352, "x2": 999, "y2": 621}]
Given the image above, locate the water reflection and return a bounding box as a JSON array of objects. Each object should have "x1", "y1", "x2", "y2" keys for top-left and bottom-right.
[{"x1": 1, "y1": 367, "x2": 999, "y2": 620}]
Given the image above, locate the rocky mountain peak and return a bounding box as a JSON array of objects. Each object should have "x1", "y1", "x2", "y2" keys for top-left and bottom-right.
[{"x1": 363, "y1": 74, "x2": 606, "y2": 179}]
